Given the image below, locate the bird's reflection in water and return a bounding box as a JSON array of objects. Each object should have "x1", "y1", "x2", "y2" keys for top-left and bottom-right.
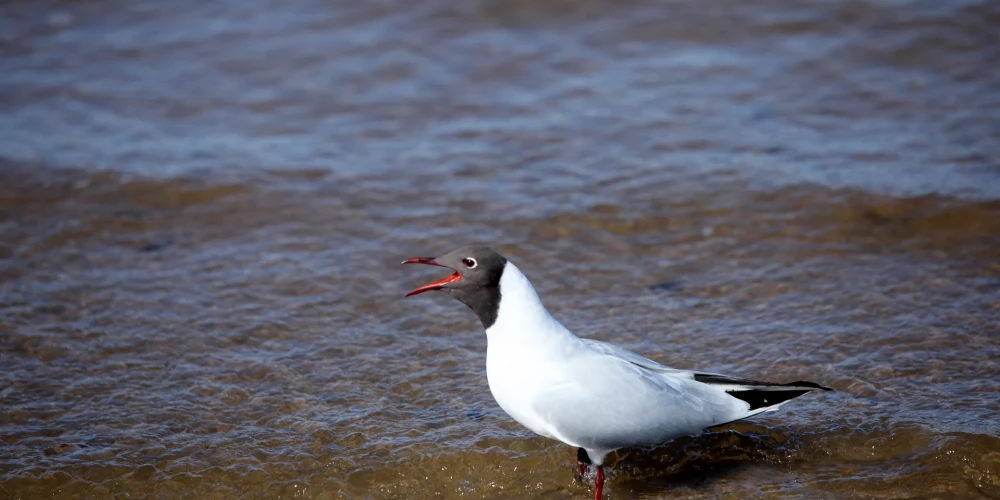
[{"x1": 607, "y1": 426, "x2": 803, "y2": 495}]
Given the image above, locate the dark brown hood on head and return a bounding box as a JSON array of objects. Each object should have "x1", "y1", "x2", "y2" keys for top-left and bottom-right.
[{"x1": 403, "y1": 245, "x2": 507, "y2": 329}]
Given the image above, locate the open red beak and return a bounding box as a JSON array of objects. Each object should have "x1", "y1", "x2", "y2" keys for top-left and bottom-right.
[{"x1": 402, "y1": 257, "x2": 462, "y2": 297}]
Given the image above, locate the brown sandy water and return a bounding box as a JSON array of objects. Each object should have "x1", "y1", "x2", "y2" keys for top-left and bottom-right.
[{"x1": 1, "y1": 0, "x2": 999, "y2": 498}]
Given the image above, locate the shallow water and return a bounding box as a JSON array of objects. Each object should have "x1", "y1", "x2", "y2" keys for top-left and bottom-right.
[{"x1": 1, "y1": 0, "x2": 999, "y2": 498}]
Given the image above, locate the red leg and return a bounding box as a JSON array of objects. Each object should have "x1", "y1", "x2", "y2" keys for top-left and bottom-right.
[
  {"x1": 577, "y1": 460, "x2": 587, "y2": 476},
  {"x1": 593, "y1": 465, "x2": 605, "y2": 500}
]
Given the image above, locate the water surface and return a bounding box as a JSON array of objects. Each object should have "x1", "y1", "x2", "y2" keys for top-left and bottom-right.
[{"x1": 1, "y1": 0, "x2": 999, "y2": 498}]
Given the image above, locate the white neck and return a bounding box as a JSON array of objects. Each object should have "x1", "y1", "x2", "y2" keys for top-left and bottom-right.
[{"x1": 485, "y1": 262, "x2": 576, "y2": 346}]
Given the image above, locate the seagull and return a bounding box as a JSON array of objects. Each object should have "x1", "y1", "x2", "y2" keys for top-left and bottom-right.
[{"x1": 403, "y1": 245, "x2": 831, "y2": 500}]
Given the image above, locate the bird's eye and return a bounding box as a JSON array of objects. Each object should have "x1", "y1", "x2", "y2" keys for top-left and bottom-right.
[{"x1": 463, "y1": 258, "x2": 477, "y2": 269}]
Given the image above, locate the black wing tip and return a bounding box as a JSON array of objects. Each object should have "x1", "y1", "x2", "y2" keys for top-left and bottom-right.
[
  {"x1": 786, "y1": 380, "x2": 834, "y2": 392},
  {"x1": 693, "y1": 373, "x2": 749, "y2": 385},
  {"x1": 726, "y1": 389, "x2": 812, "y2": 410},
  {"x1": 694, "y1": 373, "x2": 833, "y2": 392}
]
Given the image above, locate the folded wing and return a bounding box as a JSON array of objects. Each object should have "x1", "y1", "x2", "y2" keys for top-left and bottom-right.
[{"x1": 581, "y1": 338, "x2": 832, "y2": 414}]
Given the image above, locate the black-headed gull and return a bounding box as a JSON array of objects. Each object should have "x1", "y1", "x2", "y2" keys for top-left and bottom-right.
[{"x1": 403, "y1": 246, "x2": 831, "y2": 500}]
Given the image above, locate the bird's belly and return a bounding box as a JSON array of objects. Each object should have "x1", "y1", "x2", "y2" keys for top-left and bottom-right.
[
  {"x1": 485, "y1": 356, "x2": 565, "y2": 443},
  {"x1": 486, "y1": 349, "x2": 748, "y2": 451}
]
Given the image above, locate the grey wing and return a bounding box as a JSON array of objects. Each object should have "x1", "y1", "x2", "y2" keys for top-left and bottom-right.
[
  {"x1": 581, "y1": 338, "x2": 832, "y2": 411},
  {"x1": 577, "y1": 340, "x2": 753, "y2": 417},
  {"x1": 580, "y1": 338, "x2": 700, "y2": 378},
  {"x1": 527, "y1": 351, "x2": 749, "y2": 451}
]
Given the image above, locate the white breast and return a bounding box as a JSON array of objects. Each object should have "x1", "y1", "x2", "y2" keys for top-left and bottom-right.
[{"x1": 484, "y1": 262, "x2": 585, "y2": 442}]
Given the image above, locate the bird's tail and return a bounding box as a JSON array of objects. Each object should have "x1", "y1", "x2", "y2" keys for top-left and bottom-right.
[{"x1": 694, "y1": 373, "x2": 833, "y2": 414}]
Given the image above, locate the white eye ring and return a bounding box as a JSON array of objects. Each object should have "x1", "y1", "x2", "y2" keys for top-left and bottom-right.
[{"x1": 462, "y1": 257, "x2": 477, "y2": 269}]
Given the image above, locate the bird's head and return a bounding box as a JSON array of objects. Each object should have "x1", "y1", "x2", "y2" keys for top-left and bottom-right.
[{"x1": 403, "y1": 245, "x2": 507, "y2": 328}]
